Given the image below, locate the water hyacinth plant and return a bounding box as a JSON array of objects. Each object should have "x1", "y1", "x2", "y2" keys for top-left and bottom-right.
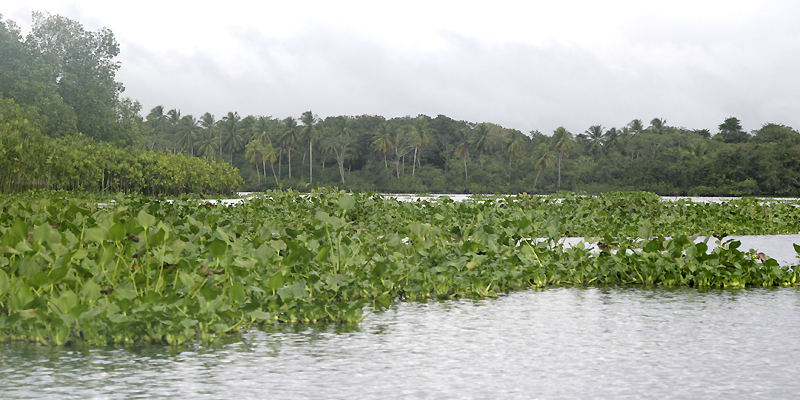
[{"x1": 0, "y1": 190, "x2": 798, "y2": 345}]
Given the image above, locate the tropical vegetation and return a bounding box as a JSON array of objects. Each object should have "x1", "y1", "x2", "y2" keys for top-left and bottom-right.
[
  {"x1": 3, "y1": 13, "x2": 800, "y2": 196},
  {"x1": 1, "y1": 190, "x2": 798, "y2": 345}
]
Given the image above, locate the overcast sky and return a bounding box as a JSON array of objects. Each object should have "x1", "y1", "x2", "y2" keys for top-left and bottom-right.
[{"x1": 4, "y1": 0, "x2": 800, "y2": 134}]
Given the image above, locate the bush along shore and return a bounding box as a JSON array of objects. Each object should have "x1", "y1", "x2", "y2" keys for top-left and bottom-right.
[{"x1": 0, "y1": 190, "x2": 798, "y2": 345}]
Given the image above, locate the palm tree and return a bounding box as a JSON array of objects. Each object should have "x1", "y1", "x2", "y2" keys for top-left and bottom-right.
[
  {"x1": 195, "y1": 129, "x2": 218, "y2": 161},
  {"x1": 176, "y1": 115, "x2": 199, "y2": 156},
  {"x1": 300, "y1": 111, "x2": 317, "y2": 183},
  {"x1": 504, "y1": 133, "x2": 525, "y2": 174},
  {"x1": 585, "y1": 125, "x2": 604, "y2": 159},
  {"x1": 412, "y1": 117, "x2": 431, "y2": 172},
  {"x1": 391, "y1": 122, "x2": 411, "y2": 178},
  {"x1": 454, "y1": 125, "x2": 474, "y2": 182},
  {"x1": 245, "y1": 139, "x2": 264, "y2": 186},
  {"x1": 472, "y1": 123, "x2": 491, "y2": 155},
  {"x1": 628, "y1": 119, "x2": 644, "y2": 134},
  {"x1": 649, "y1": 118, "x2": 667, "y2": 134},
  {"x1": 145, "y1": 105, "x2": 167, "y2": 150},
  {"x1": 165, "y1": 109, "x2": 181, "y2": 152},
  {"x1": 221, "y1": 111, "x2": 242, "y2": 163},
  {"x1": 199, "y1": 112, "x2": 217, "y2": 158},
  {"x1": 552, "y1": 127, "x2": 573, "y2": 190},
  {"x1": 281, "y1": 117, "x2": 299, "y2": 180},
  {"x1": 371, "y1": 122, "x2": 392, "y2": 168},
  {"x1": 533, "y1": 150, "x2": 550, "y2": 190},
  {"x1": 321, "y1": 116, "x2": 352, "y2": 185}
]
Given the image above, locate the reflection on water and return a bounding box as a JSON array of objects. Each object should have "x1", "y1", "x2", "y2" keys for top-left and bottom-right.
[{"x1": 3, "y1": 287, "x2": 800, "y2": 399}]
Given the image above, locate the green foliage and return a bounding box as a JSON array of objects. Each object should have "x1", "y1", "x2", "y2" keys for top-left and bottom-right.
[
  {"x1": 0, "y1": 191, "x2": 797, "y2": 345},
  {"x1": 0, "y1": 128, "x2": 242, "y2": 195}
]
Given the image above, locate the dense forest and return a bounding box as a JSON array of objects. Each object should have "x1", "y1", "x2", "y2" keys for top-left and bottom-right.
[{"x1": 2, "y1": 12, "x2": 800, "y2": 195}]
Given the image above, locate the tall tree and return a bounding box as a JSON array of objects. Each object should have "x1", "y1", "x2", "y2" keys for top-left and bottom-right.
[
  {"x1": 300, "y1": 111, "x2": 317, "y2": 183},
  {"x1": 552, "y1": 127, "x2": 573, "y2": 190},
  {"x1": 221, "y1": 111, "x2": 242, "y2": 163},
  {"x1": 454, "y1": 125, "x2": 474, "y2": 182},
  {"x1": 628, "y1": 119, "x2": 644, "y2": 134},
  {"x1": 321, "y1": 116, "x2": 353, "y2": 185},
  {"x1": 585, "y1": 125, "x2": 604, "y2": 159},
  {"x1": 280, "y1": 117, "x2": 299, "y2": 180},
  {"x1": 26, "y1": 12, "x2": 123, "y2": 142},
  {"x1": 371, "y1": 122, "x2": 393, "y2": 168},
  {"x1": 533, "y1": 146, "x2": 550, "y2": 191},
  {"x1": 718, "y1": 117, "x2": 748, "y2": 143},
  {"x1": 176, "y1": 114, "x2": 199, "y2": 156},
  {"x1": 649, "y1": 118, "x2": 667, "y2": 134}
]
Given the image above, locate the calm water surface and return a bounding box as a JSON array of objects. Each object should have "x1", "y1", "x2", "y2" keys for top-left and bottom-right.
[{"x1": 3, "y1": 287, "x2": 799, "y2": 399}]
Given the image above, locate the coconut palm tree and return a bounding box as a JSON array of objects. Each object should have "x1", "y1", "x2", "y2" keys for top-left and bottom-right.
[
  {"x1": 221, "y1": 111, "x2": 242, "y2": 163},
  {"x1": 505, "y1": 133, "x2": 525, "y2": 172},
  {"x1": 195, "y1": 129, "x2": 218, "y2": 161},
  {"x1": 649, "y1": 118, "x2": 667, "y2": 134},
  {"x1": 176, "y1": 115, "x2": 199, "y2": 156},
  {"x1": 552, "y1": 127, "x2": 573, "y2": 190},
  {"x1": 300, "y1": 111, "x2": 317, "y2": 183},
  {"x1": 628, "y1": 119, "x2": 644, "y2": 134},
  {"x1": 371, "y1": 122, "x2": 392, "y2": 168},
  {"x1": 533, "y1": 149, "x2": 550, "y2": 190},
  {"x1": 321, "y1": 116, "x2": 352, "y2": 185},
  {"x1": 280, "y1": 117, "x2": 299, "y2": 180},
  {"x1": 454, "y1": 125, "x2": 474, "y2": 182},
  {"x1": 585, "y1": 125, "x2": 604, "y2": 160}
]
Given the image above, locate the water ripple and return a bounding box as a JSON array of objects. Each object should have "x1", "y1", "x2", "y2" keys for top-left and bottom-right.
[{"x1": 2, "y1": 287, "x2": 799, "y2": 399}]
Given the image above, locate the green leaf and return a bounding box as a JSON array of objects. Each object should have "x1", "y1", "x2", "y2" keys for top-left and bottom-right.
[
  {"x1": 248, "y1": 309, "x2": 271, "y2": 321},
  {"x1": 33, "y1": 223, "x2": 61, "y2": 246},
  {"x1": 338, "y1": 195, "x2": 355, "y2": 211},
  {"x1": 136, "y1": 209, "x2": 156, "y2": 229},
  {"x1": 84, "y1": 227, "x2": 107, "y2": 242},
  {"x1": 230, "y1": 282, "x2": 245, "y2": 303},
  {"x1": 207, "y1": 238, "x2": 228, "y2": 258},
  {"x1": 27, "y1": 271, "x2": 50, "y2": 287},
  {"x1": 268, "y1": 274, "x2": 284, "y2": 291},
  {"x1": 0, "y1": 270, "x2": 9, "y2": 296},
  {"x1": 80, "y1": 280, "x2": 101, "y2": 302}
]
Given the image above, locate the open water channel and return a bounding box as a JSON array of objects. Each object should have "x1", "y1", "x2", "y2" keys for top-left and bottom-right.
[{"x1": 3, "y1": 287, "x2": 800, "y2": 399}]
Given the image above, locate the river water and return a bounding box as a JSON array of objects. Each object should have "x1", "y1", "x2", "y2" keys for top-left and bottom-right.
[{"x1": 3, "y1": 287, "x2": 799, "y2": 399}]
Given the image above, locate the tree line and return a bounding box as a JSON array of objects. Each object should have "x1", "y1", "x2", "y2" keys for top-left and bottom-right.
[
  {"x1": 0, "y1": 12, "x2": 240, "y2": 194},
  {"x1": 138, "y1": 107, "x2": 800, "y2": 195},
  {"x1": 3, "y1": 12, "x2": 800, "y2": 195}
]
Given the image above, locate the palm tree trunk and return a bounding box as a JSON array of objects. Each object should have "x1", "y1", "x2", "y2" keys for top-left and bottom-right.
[
  {"x1": 278, "y1": 151, "x2": 283, "y2": 179},
  {"x1": 270, "y1": 162, "x2": 279, "y2": 187},
  {"x1": 412, "y1": 147, "x2": 417, "y2": 176},
  {"x1": 309, "y1": 140, "x2": 313, "y2": 184},
  {"x1": 534, "y1": 168, "x2": 542, "y2": 190},
  {"x1": 557, "y1": 153, "x2": 562, "y2": 189}
]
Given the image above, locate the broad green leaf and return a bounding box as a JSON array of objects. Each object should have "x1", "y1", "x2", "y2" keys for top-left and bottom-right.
[
  {"x1": 230, "y1": 282, "x2": 245, "y2": 303},
  {"x1": 84, "y1": 227, "x2": 107, "y2": 242},
  {"x1": 268, "y1": 274, "x2": 284, "y2": 291},
  {"x1": 136, "y1": 209, "x2": 156, "y2": 229},
  {"x1": 0, "y1": 270, "x2": 9, "y2": 296},
  {"x1": 338, "y1": 195, "x2": 355, "y2": 211}
]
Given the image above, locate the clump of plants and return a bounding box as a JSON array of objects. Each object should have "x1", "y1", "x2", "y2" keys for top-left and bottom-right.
[{"x1": 0, "y1": 190, "x2": 798, "y2": 345}]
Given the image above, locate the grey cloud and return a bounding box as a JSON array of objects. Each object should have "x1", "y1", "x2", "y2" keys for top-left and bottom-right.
[{"x1": 118, "y1": 23, "x2": 800, "y2": 135}]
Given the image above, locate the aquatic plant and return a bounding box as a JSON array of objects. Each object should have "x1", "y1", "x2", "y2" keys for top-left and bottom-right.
[{"x1": 0, "y1": 190, "x2": 798, "y2": 345}]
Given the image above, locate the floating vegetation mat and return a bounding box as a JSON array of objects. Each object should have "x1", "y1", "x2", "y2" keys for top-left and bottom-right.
[{"x1": 1, "y1": 190, "x2": 798, "y2": 345}]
